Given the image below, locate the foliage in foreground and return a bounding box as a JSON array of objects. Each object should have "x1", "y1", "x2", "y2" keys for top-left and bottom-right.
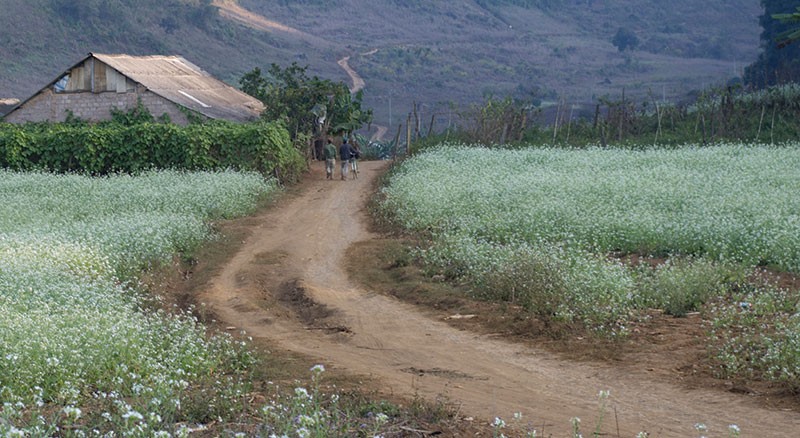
[
  {"x1": 258, "y1": 365, "x2": 394, "y2": 438},
  {"x1": 0, "y1": 170, "x2": 275, "y2": 434},
  {"x1": 378, "y1": 142, "x2": 800, "y2": 386}
]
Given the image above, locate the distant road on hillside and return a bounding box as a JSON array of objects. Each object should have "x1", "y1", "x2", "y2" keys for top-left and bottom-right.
[
  {"x1": 337, "y1": 56, "x2": 365, "y2": 93},
  {"x1": 212, "y1": 0, "x2": 330, "y2": 47},
  {"x1": 213, "y1": 0, "x2": 386, "y2": 140}
]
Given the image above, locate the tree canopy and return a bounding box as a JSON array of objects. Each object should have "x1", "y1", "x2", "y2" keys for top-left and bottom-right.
[
  {"x1": 611, "y1": 27, "x2": 640, "y2": 52},
  {"x1": 773, "y1": 6, "x2": 800, "y2": 46},
  {"x1": 239, "y1": 63, "x2": 372, "y2": 141},
  {"x1": 744, "y1": 0, "x2": 800, "y2": 88}
]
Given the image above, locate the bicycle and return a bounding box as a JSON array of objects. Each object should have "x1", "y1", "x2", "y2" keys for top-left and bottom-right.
[{"x1": 350, "y1": 157, "x2": 359, "y2": 179}]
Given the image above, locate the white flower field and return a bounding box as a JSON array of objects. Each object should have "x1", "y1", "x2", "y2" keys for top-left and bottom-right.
[
  {"x1": 0, "y1": 170, "x2": 276, "y2": 435},
  {"x1": 380, "y1": 143, "x2": 800, "y2": 383},
  {"x1": 383, "y1": 144, "x2": 800, "y2": 271}
]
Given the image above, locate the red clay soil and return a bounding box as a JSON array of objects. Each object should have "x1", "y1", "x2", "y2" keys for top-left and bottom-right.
[{"x1": 200, "y1": 160, "x2": 800, "y2": 437}]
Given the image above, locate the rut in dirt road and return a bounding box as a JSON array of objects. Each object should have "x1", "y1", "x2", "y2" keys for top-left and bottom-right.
[{"x1": 201, "y1": 160, "x2": 800, "y2": 437}]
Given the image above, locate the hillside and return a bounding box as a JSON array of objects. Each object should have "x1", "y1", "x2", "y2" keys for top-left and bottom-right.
[{"x1": 0, "y1": 0, "x2": 762, "y2": 129}]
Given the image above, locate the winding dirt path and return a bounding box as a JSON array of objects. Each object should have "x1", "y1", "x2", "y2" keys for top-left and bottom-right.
[
  {"x1": 371, "y1": 124, "x2": 388, "y2": 141},
  {"x1": 338, "y1": 54, "x2": 388, "y2": 141},
  {"x1": 337, "y1": 56, "x2": 366, "y2": 94},
  {"x1": 201, "y1": 161, "x2": 800, "y2": 437}
]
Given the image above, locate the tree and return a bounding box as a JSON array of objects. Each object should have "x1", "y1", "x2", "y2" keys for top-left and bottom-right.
[
  {"x1": 239, "y1": 63, "x2": 372, "y2": 140},
  {"x1": 744, "y1": 0, "x2": 800, "y2": 88},
  {"x1": 612, "y1": 27, "x2": 639, "y2": 52},
  {"x1": 773, "y1": 6, "x2": 800, "y2": 46}
]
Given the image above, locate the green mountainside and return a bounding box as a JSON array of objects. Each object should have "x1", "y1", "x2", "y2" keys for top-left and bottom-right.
[{"x1": 1, "y1": 0, "x2": 762, "y2": 127}]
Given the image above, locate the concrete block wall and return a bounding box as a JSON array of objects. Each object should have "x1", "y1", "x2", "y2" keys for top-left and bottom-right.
[{"x1": 4, "y1": 88, "x2": 194, "y2": 125}]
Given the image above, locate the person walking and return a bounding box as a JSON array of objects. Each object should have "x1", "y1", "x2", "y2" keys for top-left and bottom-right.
[
  {"x1": 339, "y1": 138, "x2": 353, "y2": 181},
  {"x1": 323, "y1": 138, "x2": 337, "y2": 180}
]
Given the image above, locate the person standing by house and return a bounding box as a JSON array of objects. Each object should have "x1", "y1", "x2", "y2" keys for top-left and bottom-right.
[
  {"x1": 323, "y1": 138, "x2": 337, "y2": 180},
  {"x1": 339, "y1": 138, "x2": 353, "y2": 181}
]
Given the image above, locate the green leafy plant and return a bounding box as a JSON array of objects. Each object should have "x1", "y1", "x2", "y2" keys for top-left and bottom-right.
[{"x1": 0, "y1": 120, "x2": 304, "y2": 181}]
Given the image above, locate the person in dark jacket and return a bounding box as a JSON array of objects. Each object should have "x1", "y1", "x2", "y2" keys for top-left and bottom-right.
[{"x1": 339, "y1": 138, "x2": 353, "y2": 180}]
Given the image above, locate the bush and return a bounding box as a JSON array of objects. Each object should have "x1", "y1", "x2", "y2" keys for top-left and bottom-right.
[
  {"x1": 0, "y1": 120, "x2": 305, "y2": 182},
  {"x1": 636, "y1": 258, "x2": 740, "y2": 317}
]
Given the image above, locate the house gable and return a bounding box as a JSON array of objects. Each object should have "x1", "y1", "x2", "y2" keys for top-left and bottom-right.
[{"x1": 3, "y1": 53, "x2": 263, "y2": 124}]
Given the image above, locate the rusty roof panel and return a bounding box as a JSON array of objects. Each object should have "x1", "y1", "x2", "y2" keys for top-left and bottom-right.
[{"x1": 92, "y1": 53, "x2": 264, "y2": 122}]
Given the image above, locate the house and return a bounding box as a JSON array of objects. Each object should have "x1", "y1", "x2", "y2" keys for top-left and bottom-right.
[
  {"x1": 0, "y1": 98, "x2": 19, "y2": 117},
  {"x1": 2, "y1": 53, "x2": 264, "y2": 124}
]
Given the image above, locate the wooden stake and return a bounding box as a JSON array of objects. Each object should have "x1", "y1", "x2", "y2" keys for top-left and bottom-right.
[
  {"x1": 756, "y1": 105, "x2": 765, "y2": 142},
  {"x1": 407, "y1": 114, "x2": 412, "y2": 156},
  {"x1": 770, "y1": 105, "x2": 777, "y2": 145},
  {"x1": 566, "y1": 103, "x2": 574, "y2": 144},
  {"x1": 392, "y1": 124, "x2": 402, "y2": 161}
]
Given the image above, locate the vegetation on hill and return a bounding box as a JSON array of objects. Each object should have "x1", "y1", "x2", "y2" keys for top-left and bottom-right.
[
  {"x1": 0, "y1": 0, "x2": 338, "y2": 103},
  {"x1": 1, "y1": 0, "x2": 762, "y2": 132}
]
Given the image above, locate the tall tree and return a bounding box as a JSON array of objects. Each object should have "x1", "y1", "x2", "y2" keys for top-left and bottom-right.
[
  {"x1": 239, "y1": 63, "x2": 372, "y2": 140},
  {"x1": 612, "y1": 27, "x2": 640, "y2": 52},
  {"x1": 773, "y1": 6, "x2": 800, "y2": 46},
  {"x1": 744, "y1": 0, "x2": 800, "y2": 88}
]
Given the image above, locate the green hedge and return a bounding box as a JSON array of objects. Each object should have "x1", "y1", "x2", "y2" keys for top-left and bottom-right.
[{"x1": 0, "y1": 121, "x2": 305, "y2": 181}]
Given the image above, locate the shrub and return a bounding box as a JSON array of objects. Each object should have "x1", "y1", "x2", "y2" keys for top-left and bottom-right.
[
  {"x1": 636, "y1": 258, "x2": 741, "y2": 317},
  {"x1": 0, "y1": 121, "x2": 305, "y2": 182}
]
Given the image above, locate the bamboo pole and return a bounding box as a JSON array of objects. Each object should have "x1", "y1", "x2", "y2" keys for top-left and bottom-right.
[
  {"x1": 770, "y1": 106, "x2": 777, "y2": 145},
  {"x1": 407, "y1": 113, "x2": 412, "y2": 156},
  {"x1": 566, "y1": 104, "x2": 574, "y2": 144}
]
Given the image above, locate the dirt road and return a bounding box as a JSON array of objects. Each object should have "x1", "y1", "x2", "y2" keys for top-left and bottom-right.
[
  {"x1": 212, "y1": 0, "x2": 329, "y2": 47},
  {"x1": 201, "y1": 161, "x2": 800, "y2": 437}
]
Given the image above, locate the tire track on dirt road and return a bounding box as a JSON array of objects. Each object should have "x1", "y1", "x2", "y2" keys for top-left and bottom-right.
[{"x1": 201, "y1": 160, "x2": 800, "y2": 437}]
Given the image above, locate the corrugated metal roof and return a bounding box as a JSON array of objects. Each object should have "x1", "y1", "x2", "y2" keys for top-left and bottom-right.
[
  {"x1": 0, "y1": 98, "x2": 19, "y2": 117},
  {"x1": 92, "y1": 53, "x2": 264, "y2": 122}
]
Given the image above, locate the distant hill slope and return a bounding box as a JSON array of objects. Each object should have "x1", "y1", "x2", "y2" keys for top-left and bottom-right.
[{"x1": 1, "y1": 0, "x2": 762, "y2": 128}]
